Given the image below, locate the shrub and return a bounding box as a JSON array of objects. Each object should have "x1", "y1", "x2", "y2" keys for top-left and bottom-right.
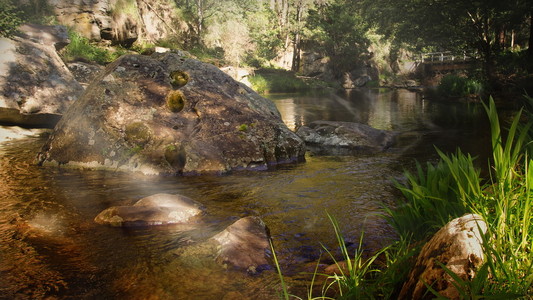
[
  {"x1": 437, "y1": 74, "x2": 483, "y2": 98},
  {"x1": 0, "y1": 0, "x2": 23, "y2": 37},
  {"x1": 249, "y1": 69, "x2": 308, "y2": 94}
]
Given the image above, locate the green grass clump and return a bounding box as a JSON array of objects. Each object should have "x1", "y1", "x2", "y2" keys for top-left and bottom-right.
[
  {"x1": 388, "y1": 148, "x2": 482, "y2": 241},
  {"x1": 124, "y1": 122, "x2": 152, "y2": 146},
  {"x1": 169, "y1": 70, "x2": 189, "y2": 88},
  {"x1": 61, "y1": 31, "x2": 126, "y2": 65},
  {"x1": 249, "y1": 69, "x2": 308, "y2": 94},
  {"x1": 272, "y1": 214, "x2": 417, "y2": 299}
]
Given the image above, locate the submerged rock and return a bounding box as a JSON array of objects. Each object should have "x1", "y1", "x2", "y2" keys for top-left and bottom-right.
[
  {"x1": 399, "y1": 214, "x2": 487, "y2": 300},
  {"x1": 174, "y1": 216, "x2": 272, "y2": 274},
  {"x1": 94, "y1": 193, "x2": 204, "y2": 226},
  {"x1": 0, "y1": 26, "x2": 83, "y2": 127},
  {"x1": 211, "y1": 216, "x2": 271, "y2": 273},
  {"x1": 296, "y1": 121, "x2": 396, "y2": 155},
  {"x1": 37, "y1": 52, "x2": 305, "y2": 175}
]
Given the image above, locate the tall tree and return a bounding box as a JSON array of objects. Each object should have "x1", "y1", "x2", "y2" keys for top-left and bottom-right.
[
  {"x1": 306, "y1": 0, "x2": 370, "y2": 77},
  {"x1": 290, "y1": 0, "x2": 313, "y2": 72},
  {"x1": 174, "y1": 0, "x2": 223, "y2": 46}
]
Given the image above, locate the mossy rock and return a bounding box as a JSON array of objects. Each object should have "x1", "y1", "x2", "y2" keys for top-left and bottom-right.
[
  {"x1": 125, "y1": 122, "x2": 152, "y2": 146},
  {"x1": 169, "y1": 70, "x2": 189, "y2": 88},
  {"x1": 166, "y1": 90, "x2": 186, "y2": 113}
]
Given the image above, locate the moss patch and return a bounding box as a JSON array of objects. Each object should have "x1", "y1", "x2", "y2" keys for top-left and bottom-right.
[
  {"x1": 166, "y1": 90, "x2": 186, "y2": 113},
  {"x1": 170, "y1": 70, "x2": 189, "y2": 89},
  {"x1": 125, "y1": 122, "x2": 151, "y2": 146},
  {"x1": 238, "y1": 124, "x2": 249, "y2": 132}
]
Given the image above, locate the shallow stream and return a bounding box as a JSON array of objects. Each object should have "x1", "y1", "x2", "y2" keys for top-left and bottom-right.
[{"x1": 0, "y1": 89, "x2": 490, "y2": 299}]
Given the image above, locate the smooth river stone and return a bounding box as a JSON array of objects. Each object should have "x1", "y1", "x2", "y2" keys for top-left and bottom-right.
[{"x1": 94, "y1": 193, "x2": 204, "y2": 226}]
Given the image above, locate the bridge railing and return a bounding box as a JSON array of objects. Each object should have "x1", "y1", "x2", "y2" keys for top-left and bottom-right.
[{"x1": 419, "y1": 51, "x2": 473, "y2": 64}]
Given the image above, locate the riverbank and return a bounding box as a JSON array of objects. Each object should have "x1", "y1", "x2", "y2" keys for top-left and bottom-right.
[{"x1": 273, "y1": 97, "x2": 533, "y2": 299}]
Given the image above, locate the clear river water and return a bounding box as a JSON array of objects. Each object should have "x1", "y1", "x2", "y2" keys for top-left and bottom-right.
[{"x1": 0, "y1": 89, "x2": 491, "y2": 299}]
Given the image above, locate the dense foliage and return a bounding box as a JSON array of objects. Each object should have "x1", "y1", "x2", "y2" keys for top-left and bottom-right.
[
  {"x1": 306, "y1": 0, "x2": 370, "y2": 77},
  {"x1": 6, "y1": 0, "x2": 531, "y2": 92},
  {"x1": 437, "y1": 74, "x2": 484, "y2": 98},
  {"x1": 0, "y1": 0, "x2": 23, "y2": 37},
  {"x1": 362, "y1": 0, "x2": 533, "y2": 79}
]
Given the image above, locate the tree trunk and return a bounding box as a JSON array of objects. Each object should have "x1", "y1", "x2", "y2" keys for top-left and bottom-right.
[
  {"x1": 291, "y1": 4, "x2": 304, "y2": 72},
  {"x1": 528, "y1": 11, "x2": 533, "y2": 58},
  {"x1": 527, "y1": 9, "x2": 533, "y2": 73},
  {"x1": 291, "y1": 33, "x2": 301, "y2": 72}
]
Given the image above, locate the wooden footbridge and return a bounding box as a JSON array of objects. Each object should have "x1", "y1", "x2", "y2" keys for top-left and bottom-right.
[{"x1": 417, "y1": 51, "x2": 475, "y2": 73}]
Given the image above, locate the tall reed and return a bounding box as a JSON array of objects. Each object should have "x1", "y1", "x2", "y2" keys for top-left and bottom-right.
[
  {"x1": 470, "y1": 98, "x2": 533, "y2": 296},
  {"x1": 388, "y1": 148, "x2": 483, "y2": 241}
]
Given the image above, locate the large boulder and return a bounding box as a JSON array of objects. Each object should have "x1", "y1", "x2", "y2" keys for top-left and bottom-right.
[
  {"x1": 399, "y1": 214, "x2": 488, "y2": 300},
  {"x1": 0, "y1": 29, "x2": 84, "y2": 127},
  {"x1": 296, "y1": 121, "x2": 396, "y2": 155},
  {"x1": 94, "y1": 193, "x2": 204, "y2": 226},
  {"x1": 37, "y1": 52, "x2": 305, "y2": 175},
  {"x1": 220, "y1": 66, "x2": 253, "y2": 88}
]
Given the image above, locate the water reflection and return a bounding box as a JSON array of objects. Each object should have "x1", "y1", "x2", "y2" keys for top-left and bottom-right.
[
  {"x1": 270, "y1": 89, "x2": 440, "y2": 131},
  {"x1": 267, "y1": 89, "x2": 490, "y2": 162}
]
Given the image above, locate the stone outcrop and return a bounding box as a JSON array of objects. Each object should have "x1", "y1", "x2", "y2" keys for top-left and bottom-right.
[
  {"x1": 51, "y1": 0, "x2": 138, "y2": 46},
  {"x1": 50, "y1": 0, "x2": 184, "y2": 46},
  {"x1": 37, "y1": 52, "x2": 305, "y2": 175},
  {"x1": 174, "y1": 216, "x2": 272, "y2": 274},
  {"x1": 300, "y1": 52, "x2": 329, "y2": 77},
  {"x1": 0, "y1": 27, "x2": 84, "y2": 127},
  {"x1": 94, "y1": 193, "x2": 204, "y2": 226},
  {"x1": 399, "y1": 214, "x2": 488, "y2": 300},
  {"x1": 296, "y1": 121, "x2": 396, "y2": 155},
  {"x1": 135, "y1": 0, "x2": 187, "y2": 43},
  {"x1": 343, "y1": 73, "x2": 372, "y2": 89}
]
